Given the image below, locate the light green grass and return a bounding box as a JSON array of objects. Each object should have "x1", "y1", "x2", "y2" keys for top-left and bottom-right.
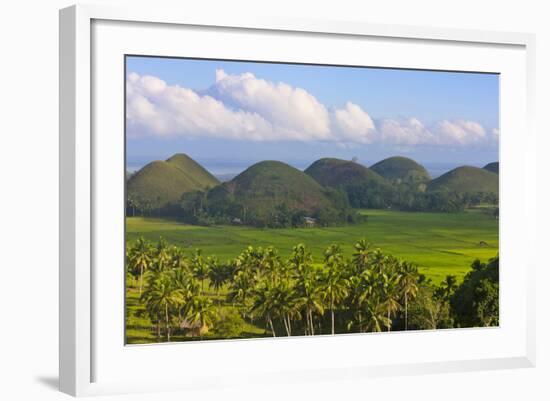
[{"x1": 126, "y1": 209, "x2": 498, "y2": 284}]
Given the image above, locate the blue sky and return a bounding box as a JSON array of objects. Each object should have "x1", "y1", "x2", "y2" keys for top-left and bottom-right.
[{"x1": 126, "y1": 56, "x2": 499, "y2": 176}]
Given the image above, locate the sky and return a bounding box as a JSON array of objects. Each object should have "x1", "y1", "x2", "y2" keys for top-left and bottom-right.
[{"x1": 126, "y1": 56, "x2": 499, "y2": 177}]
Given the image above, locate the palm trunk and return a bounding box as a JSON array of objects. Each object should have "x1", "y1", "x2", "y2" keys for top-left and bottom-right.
[
  {"x1": 139, "y1": 265, "x2": 144, "y2": 296},
  {"x1": 405, "y1": 296, "x2": 408, "y2": 331},
  {"x1": 309, "y1": 310, "x2": 315, "y2": 335},
  {"x1": 283, "y1": 316, "x2": 291, "y2": 336},
  {"x1": 268, "y1": 317, "x2": 276, "y2": 337},
  {"x1": 165, "y1": 303, "x2": 170, "y2": 341},
  {"x1": 331, "y1": 298, "x2": 335, "y2": 335},
  {"x1": 387, "y1": 308, "x2": 391, "y2": 332}
]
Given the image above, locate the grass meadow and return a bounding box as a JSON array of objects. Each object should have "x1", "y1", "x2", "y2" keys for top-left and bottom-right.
[{"x1": 126, "y1": 208, "x2": 498, "y2": 285}]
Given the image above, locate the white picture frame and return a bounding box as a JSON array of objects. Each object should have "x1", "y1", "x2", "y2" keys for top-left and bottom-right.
[{"x1": 59, "y1": 4, "x2": 536, "y2": 397}]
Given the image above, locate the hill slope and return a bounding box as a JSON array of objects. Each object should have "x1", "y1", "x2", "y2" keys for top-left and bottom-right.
[
  {"x1": 483, "y1": 162, "x2": 499, "y2": 175},
  {"x1": 427, "y1": 166, "x2": 498, "y2": 194},
  {"x1": 206, "y1": 161, "x2": 338, "y2": 223},
  {"x1": 305, "y1": 158, "x2": 387, "y2": 187},
  {"x1": 127, "y1": 153, "x2": 219, "y2": 207},
  {"x1": 370, "y1": 156, "x2": 431, "y2": 183},
  {"x1": 304, "y1": 158, "x2": 394, "y2": 208}
]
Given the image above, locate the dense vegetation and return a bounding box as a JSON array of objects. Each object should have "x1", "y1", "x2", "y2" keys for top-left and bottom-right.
[
  {"x1": 304, "y1": 158, "x2": 497, "y2": 214},
  {"x1": 450, "y1": 256, "x2": 499, "y2": 327},
  {"x1": 126, "y1": 154, "x2": 499, "y2": 226},
  {"x1": 126, "y1": 237, "x2": 499, "y2": 343}
]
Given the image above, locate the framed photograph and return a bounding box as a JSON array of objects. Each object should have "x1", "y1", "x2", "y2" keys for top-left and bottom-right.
[{"x1": 59, "y1": 4, "x2": 536, "y2": 396}]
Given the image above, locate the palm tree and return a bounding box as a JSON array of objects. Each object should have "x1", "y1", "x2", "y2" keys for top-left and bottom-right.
[
  {"x1": 347, "y1": 269, "x2": 379, "y2": 333},
  {"x1": 128, "y1": 237, "x2": 153, "y2": 296},
  {"x1": 352, "y1": 239, "x2": 371, "y2": 274},
  {"x1": 260, "y1": 246, "x2": 283, "y2": 284},
  {"x1": 251, "y1": 282, "x2": 279, "y2": 337},
  {"x1": 191, "y1": 249, "x2": 209, "y2": 291},
  {"x1": 127, "y1": 193, "x2": 138, "y2": 217},
  {"x1": 288, "y1": 243, "x2": 314, "y2": 276},
  {"x1": 153, "y1": 237, "x2": 171, "y2": 271},
  {"x1": 272, "y1": 279, "x2": 300, "y2": 336},
  {"x1": 173, "y1": 266, "x2": 200, "y2": 321},
  {"x1": 347, "y1": 275, "x2": 365, "y2": 332},
  {"x1": 141, "y1": 270, "x2": 183, "y2": 341},
  {"x1": 288, "y1": 244, "x2": 324, "y2": 335},
  {"x1": 398, "y1": 262, "x2": 419, "y2": 330},
  {"x1": 381, "y1": 272, "x2": 401, "y2": 332},
  {"x1": 369, "y1": 249, "x2": 389, "y2": 275},
  {"x1": 227, "y1": 270, "x2": 255, "y2": 321},
  {"x1": 296, "y1": 271, "x2": 325, "y2": 335},
  {"x1": 238, "y1": 246, "x2": 266, "y2": 281},
  {"x1": 170, "y1": 246, "x2": 190, "y2": 271},
  {"x1": 437, "y1": 275, "x2": 458, "y2": 301},
  {"x1": 362, "y1": 298, "x2": 390, "y2": 332},
  {"x1": 184, "y1": 296, "x2": 217, "y2": 339},
  {"x1": 207, "y1": 257, "x2": 228, "y2": 296},
  {"x1": 323, "y1": 244, "x2": 349, "y2": 335},
  {"x1": 227, "y1": 270, "x2": 253, "y2": 305}
]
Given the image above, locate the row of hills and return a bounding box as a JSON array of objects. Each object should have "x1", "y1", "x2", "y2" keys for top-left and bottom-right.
[{"x1": 127, "y1": 154, "x2": 499, "y2": 221}]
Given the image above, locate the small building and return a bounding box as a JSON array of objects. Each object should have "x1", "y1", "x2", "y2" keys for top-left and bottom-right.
[
  {"x1": 232, "y1": 217, "x2": 243, "y2": 225},
  {"x1": 304, "y1": 216, "x2": 316, "y2": 227}
]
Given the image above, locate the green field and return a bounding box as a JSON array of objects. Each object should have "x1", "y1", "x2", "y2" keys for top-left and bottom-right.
[{"x1": 126, "y1": 208, "x2": 498, "y2": 284}]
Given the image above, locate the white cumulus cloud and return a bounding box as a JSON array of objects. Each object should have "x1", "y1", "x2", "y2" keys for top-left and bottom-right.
[
  {"x1": 126, "y1": 70, "x2": 496, "y2": 148},
  {"x1": 210, "y1": 69, "x2": 332, "y2": 141},
  {"x1": 432, "y1": 119, "x2": 486, "y2": 145},
  {"x1": 331, "y1": 102, "x2": 376, "y2": 144},
  {"x1": 127, "y1": 72, "x2": 275, "y2": 140},
  {"x1": 377, "y1": 117, "x2": 434, "y2": 145}
]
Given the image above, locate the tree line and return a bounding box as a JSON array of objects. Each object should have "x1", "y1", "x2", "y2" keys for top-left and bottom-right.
[
  {"x1": 344, "y1": 182, "x2": 498, "y2": 213},
  {"x1": 126, "y1": 238, "x2": 499, "y2": 342},
  {"x1": 127, "y1": 185, "x2": 497, "y2": 228}
]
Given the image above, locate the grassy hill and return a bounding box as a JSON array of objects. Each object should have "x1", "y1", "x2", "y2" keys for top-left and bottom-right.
[
  {"x1": 127, "y1": 153, "x2": 219, "y2": 207},
  {"x1": 305, "y1": 158, "x2": 394, "y2": 208},
  {"x1": 370, "y1": 156, "x2": 431, "y2": 183},
  {"x1": 427, "y1": 166, "x2": 498, "y2": 194},
  {"x1": 305, "y1": 158, "x2": 387, "y2": 187},
  {"x1": 206, "y1": 160, "x2": 338, "y2": 223},
  {"x1": 483, "y1": 162, "x2": 499, "y2": 174}
]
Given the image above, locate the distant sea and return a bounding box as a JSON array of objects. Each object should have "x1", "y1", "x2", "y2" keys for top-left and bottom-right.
[{"x1": 126, "y1": 159, "x2": 489, "y2": 182}]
